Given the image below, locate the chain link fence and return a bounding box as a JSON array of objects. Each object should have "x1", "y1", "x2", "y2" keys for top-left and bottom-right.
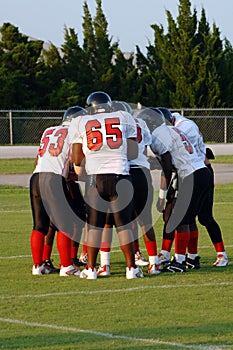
[{"x1": 0, "y1": 109, "x2": 233, "y2": 145}]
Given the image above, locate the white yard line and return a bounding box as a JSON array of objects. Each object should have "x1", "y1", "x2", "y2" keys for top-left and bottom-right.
[
  {"x1": 0, "y1": 317, "x2": 232, "y2": 349},
  {"x1": 1, "y1": 282, "x2": 233, "y2": 300}
]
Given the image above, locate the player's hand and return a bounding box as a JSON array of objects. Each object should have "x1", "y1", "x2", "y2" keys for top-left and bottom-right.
[
  {"x1": 156, "y1": 197, "x2": 165, "y2": 212},
  {"x1": 67, "y1": 170, "x2": 79, "y2": 182}
]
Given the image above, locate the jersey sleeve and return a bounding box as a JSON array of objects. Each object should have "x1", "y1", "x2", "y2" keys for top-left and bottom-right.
[
  {"x1": 141, "y1": 119, "x2": 152, "y2": 146},
  {"x1": 68, "y1": 118, "x2": 82, "y2": 144},
  {"x1": 125, "y1": 112, "x2": 137, "y2": 138},
  {"x1": 150, "y1": 128, "x2": 168, "y2": 155}
]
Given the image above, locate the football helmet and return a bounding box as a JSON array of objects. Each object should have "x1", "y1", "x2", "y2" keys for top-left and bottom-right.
[
  {"x1": 111, "y1": 100, "x2": 128, "y2": 112},
  {"x1": 62, "y1": 106, "x2": 86, "y2": 125},
  {"x1": 120, "y1": 101, "x2": 132, "y2": 114},
  {"x1": 158, "y1": 107, "x2": 172, "y2": 124},
  {"x1": 86, "y1": 91, "x2": 112, "y2": 114},
  {"x1": 137, "y1": 107, "x2": 165, "y2": 132}
]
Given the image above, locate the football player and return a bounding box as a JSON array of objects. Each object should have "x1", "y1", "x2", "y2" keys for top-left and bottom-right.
[
  {"x1": 158, "y1": 110, "x2": 228, "y2": 268},
  {"x1": 30, "y1": 106, "x2": 86, "y2": 276},
  {"x1": 138, "y1": 107, "x2": 214, "y2": 272},
  {"x1": 69, "y1": 91, "x2": 143, "y2": 279}
]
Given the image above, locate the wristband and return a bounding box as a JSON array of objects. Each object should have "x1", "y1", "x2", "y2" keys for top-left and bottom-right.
[{"x1": 159, "y1": 189, "x2": 167, "y2": 199}]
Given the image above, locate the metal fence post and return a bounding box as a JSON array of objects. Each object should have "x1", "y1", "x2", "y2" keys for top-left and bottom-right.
[
  {"x1": 224, "y1": 117, "x2": 227, "y2": 143},
  {"x1": 9, "y1": 110, "x2": 13, "y2": 145}
]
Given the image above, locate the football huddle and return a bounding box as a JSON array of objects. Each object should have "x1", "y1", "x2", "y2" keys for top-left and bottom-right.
[{"x1": 29, "y1": 91, "x2": 229, "y2": 279}]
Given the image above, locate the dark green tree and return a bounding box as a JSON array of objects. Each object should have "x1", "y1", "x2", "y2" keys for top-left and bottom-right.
[
  {"x1": 146, "y1": 0, "x2": 224, "y2": 108},
  {"x1": 220, "y1": 39, "x2": 233, "y2": 107},
  {"x1": 60, "y1": 26, "x2": 92, "y2": 105},
  {"x1": 0, "y1": 23, "x2": 44, "y2": 108},
  {"x1": 82, "y1": 0, "x2": 117, "y2": 94}
]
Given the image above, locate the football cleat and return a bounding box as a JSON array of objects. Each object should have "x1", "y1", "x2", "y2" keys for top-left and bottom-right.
[
  {"x1": 72, "y1": 257, "x2": 86, "y2": 267},
  {"x1": 32, "y1": 264, "x2": 45, "y2": 275},
  {"x1": 43, "y1": 259, "x2": 60, "y2": 274},
  {"x1": 158, "y1": 253, "x2": 170, "y2": 266},
  {"x1": 80, "y1": 267, "x2": 97, "y2": 279},
  {"x1": 79, "y1": 253, "x2": 88, "y2": 265},
  {"x1": 161, "y1": 257, "x2": 186, "y2": 273},
  {"x1": 135, "y1": 251, "x2": 149, "y2": 267},
  {"x1": 148, "y1": 264, "x2": 161, "y2": 275},
  {"x1": 126, "y1": 266, "x2": 144, "y2": 279},
  {"x1": 186, "y1": 255, "x2": 201, "y2": 270},
  {"x1": 59, "y1": 265, "x2": 80, "y2": 277},
  {"x1": 97, "y1": 264, "x2": 110, "y2": 276},
  {"x1": 212, "y1": 255, "x2": 229, "y2": 267}
]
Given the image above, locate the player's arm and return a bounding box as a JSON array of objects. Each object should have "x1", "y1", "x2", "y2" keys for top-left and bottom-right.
[
  {"x1": 33, "y1": 155, "x2": 39, "y2": 168},
  {"x1": 160, "y1": 151, "x2": 173, "y2": 187},
  {"x1": 156, "y1": 172, "x2": 167, "y2": 212},
  {"x1": 72, "y1": 143, "x2": 85, "y2": 176},
  {"x1": 127, "y1": 137, "x2": 138, "y2": 160}
]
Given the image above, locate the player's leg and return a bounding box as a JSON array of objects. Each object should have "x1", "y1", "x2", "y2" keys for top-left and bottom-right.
[
  {"x1": 186, "y1": 221, "x2": 200, "y2": 269},
  {"x1": 198, "y1": 164, "x2": 228, "y2": 267},
  {"x1": 198, "y1": 166, "x2": 228, "y2": 267},
  {"x1": 29, "y1": 173, "x2": 49, "y2": 275},
  {"x1": 131, "y1": 167, "x2": 159, "y2": 274},
  {"x1": 112, "y1": 174, "x2": 143, "y2": 279},
  {"x1": 42, "y1": 223, "x2": 60, "y2": 273},
  {"x1": 40, "y1": 174, "x2": 81, "y2": 276},
  {"x1": 66, "y1": 179, "x2": 87, "y2": 267},
  {"x1": 79, "y1": 223, "x2": 88, "y2": 265},
  {"x1": 80, "y1": 175, "x2": 108, "y2": 279},
  {"x1": 161, "y1": 173, "x2": 195, "y2": 273},
  {"x1": 133, "y1": 220, "x2": 149, "y2": 267},
  {"x1": 97, "y1": 212, "x2": 113, "y2": 276}
]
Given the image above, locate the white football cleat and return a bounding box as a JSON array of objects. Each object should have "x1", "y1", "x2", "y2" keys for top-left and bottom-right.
[
  {"x1": 80, "y1": 267, "x2": 97, "y2": 279},
  {"x1": 126, "y1": 266, "x2": 144, "y2": 279},
  {"x1": 79, "y1": 253, "x2": 88, "y2": 265},
  {"x1": 148, "y1": 264, "x2": 161, "y2": 275},
  {"x1": 212, "y1": 255, "x2": 229, "y2": 267},
  {"x1": 59, "y1": 265, "x2": 80, "y2": 277},
  {"x1": 135, "y1": 251, "x2": 149, "y2": 267},
  {"x1": 32, "y1": 264, "x2": 45, "y2": 275},
  {"x1": 97, "y1": 264, "x2": 110, "y2": 276}
]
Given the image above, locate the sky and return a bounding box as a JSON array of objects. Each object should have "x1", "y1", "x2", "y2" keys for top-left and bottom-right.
[{"x1": 0, "y1": 0, "x2": 232, "y2": 53}]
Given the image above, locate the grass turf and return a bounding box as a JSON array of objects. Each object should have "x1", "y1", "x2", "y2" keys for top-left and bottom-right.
[
  {"x1": 0, "y1": 184, "x2": 233, "y2": 349},
  {"x1": 0, "y1": 155, "x2": 232, "y2": 174}
]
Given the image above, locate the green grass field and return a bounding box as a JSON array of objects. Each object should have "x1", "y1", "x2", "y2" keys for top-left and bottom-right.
[
  {"x1": 0, "y1": 155, "x2": 233, "y2": 174},
  {"x1": 0, "y1": 183, "x2": 233, "y2": 350}
]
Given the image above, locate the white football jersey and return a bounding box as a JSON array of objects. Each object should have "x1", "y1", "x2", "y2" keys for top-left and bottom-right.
[
  {"x1": 172, "y1": 113, "x2": 206, "y2": 162},
  {"x1": 172, "y1": 125, "x2": 206, "y2": 171},
  {"x1": 69, "y1": 110, "x2": 137, "y2": 175},
  {"x1": 150, "y1": 124, "x2": 194, "y2": 179},
  {"x1": 34, "y1": 124, "x2": 71, "y2": 177},
  {"x1": 129, "y1": 117, "x2": 151, "y2": 169}
]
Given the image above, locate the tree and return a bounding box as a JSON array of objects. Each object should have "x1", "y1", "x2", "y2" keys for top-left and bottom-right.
[
  {"x1": 0, "y1": 23, "x2": 44, "y2": 108},
  {"x1": 146, "y1": 0, "x2": 224, "y2": 108},
  {"x1": 82, "y1": 0, "x2": 117, "y2": 93}
]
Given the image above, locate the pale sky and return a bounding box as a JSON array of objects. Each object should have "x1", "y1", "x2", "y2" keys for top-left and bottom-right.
[{"x1": 0, "y1": 0, "x2": 232, "y2": 53}]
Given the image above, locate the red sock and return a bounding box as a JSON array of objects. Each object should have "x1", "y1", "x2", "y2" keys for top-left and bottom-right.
[
  {"x1": 30, "y1": 230, "x2": 44, "y2": 265},
  {"x1": 71, "y1": 245, "x2": 78, "y2": 259},
  {"x1": 134, "y1": 241, "x2": 140, "y2": 252},
  {"x1": 42, "y1": 244, "x2": 52, "y2": 261},
  {"x1": 214, "y1": 241, "x2": 225, "y2": 253},
  {"x1": 188, "y1": 230, "x2": 198, "y2": 254},
  {"x1": 100, "y1": 242, "x2": 111, "y2": 252},
  {"x1": 161, "y1": 239, "x2": 173, "y2": 253},
  {"x1": 145, "y1": 240, "x2": 157, "y2": 256},
  {"x1": 57, "y1": 231, "x2": 72, "y2": 267},
  {"x1": 175, "y1": 231, "x2": 190, "y2": 255}
]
